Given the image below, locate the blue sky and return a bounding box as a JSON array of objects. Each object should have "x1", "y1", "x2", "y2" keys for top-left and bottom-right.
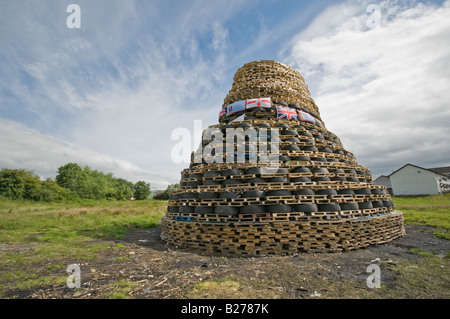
[{"x1": 1, "y1": 0, "x2": 449, "y2": 189}]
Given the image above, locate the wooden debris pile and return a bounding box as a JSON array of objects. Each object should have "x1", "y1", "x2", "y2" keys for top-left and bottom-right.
[
  {"x1": 160, "y1": 60, "x2": 405, "y2": 255},
  {"x1": 223, "y1": 60, "x2": 320, "y2": 116}
]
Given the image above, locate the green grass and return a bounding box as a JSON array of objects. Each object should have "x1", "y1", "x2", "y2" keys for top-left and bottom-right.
[
  {"x1": 1, "y1": 194, "x2": 449, "y2": 298},
  {"x1": 0, "y1": 198, "x2": 167, "y2": 275},
  {"x1": 383, "y1": 249, "x2": 450, "y2": 298},
  {"x1": 0, "y1": 198, "x2": 167, "y2": 296},
  {"x1": 104, "y1": 279, "x2": 140, "y2": 299},
  {"x1": 392, "y1": 193, "x2": 450, "y2": 239}
]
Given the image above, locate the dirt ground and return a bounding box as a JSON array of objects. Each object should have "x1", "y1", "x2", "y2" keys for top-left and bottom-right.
[{"x1": 2, "y1": 224, "x2": 449, "y2": 299}]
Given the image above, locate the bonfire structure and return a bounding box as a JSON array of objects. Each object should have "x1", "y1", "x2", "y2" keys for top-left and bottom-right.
[{"x1": 160, "y1": 60, "x2": 405, "y2": 255}]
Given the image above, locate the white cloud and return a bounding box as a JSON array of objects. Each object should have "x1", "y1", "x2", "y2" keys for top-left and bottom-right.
[
  {"x1": 290, "y1": 2, "x2": 363, "y2": 42},
  {"x1": 284, "y1": 0, "x2": 450, "y2": 177},
  {"x1": 0, "y1": 0, "x2": 246, "y2": 187},
  {"x1": 0, "y1": 118, "x2": 173, "y2": 189},
  {"x1": 8, "y1": 0, "x2": 448, "y2": 187}
]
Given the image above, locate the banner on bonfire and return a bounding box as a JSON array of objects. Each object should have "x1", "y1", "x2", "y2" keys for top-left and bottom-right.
[{"x1": 227, "y1": 100, "x2": 246, "y2": 116}]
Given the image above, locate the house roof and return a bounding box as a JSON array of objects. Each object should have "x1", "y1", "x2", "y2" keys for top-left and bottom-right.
[
  {"x1": 389, "y1": 163, "x2": 450, "y2": 177},
  {"x1": 428, "y1": 166, "x2": 450, "y2": 175},
  {"x1": 373, "y1": 175, "x2": 392, "y2": 188}
]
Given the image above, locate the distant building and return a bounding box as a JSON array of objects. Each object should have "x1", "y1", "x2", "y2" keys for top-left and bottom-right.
[
  {"x1": 388, "y1": 163, "x2": 450, "y2": 196},
  {"x1": 428, "y1": 166, "x2": 450, "y2": 177},
  {"x1": 373, "y1": 175, "x2": 393, "y2": 195}
]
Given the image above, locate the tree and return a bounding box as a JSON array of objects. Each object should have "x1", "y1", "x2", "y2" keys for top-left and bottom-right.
[
  {"x1": 134, "y1": 181, "x2": 151, "y2": 200},
  {"x1": 0, "y1": 169, "x2": 42, "y2": 200},
  {"x1": 80, "y1": 167, "x2": 112, "y2": 200},
  {"x1": 56, "y1": 163, "x2": 84, "y2": 193},
  {"x1": 56, "y1": 163, "x2": 123, "y2": 200},
  {"x1": 2, "y1": 163, "x2": 149, "y2": 202},
  {"x1": 34, "y1": 178, "x2": 79, "y2": 202},
  {"x1": 113, "y1": 178, "x2": 135, "y2": 200}
]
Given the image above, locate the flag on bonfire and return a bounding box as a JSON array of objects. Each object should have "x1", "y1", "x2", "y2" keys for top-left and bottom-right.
[
  {"x1": 245, "y1": 97, "x2": 272, "y2": 109},
  {"x1": 218, "y1": 106, "x2": 227, "y2": 121},
  {"x1": 299, "y1": 111, "x2": 316, "y2": 124},
  {"x1": 227, "y1": 100, "x2": 246, "y2": 115},
  {"x1": 276, "y1": 106, "x2": 298, "y2": 120}
]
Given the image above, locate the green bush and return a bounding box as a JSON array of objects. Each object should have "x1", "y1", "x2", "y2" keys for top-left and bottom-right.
[
  {"x1": 134, "y1": 181, "x2": 151, "y2": 200},
  {"x1": 0, "y1": 169, "x2": 41, "y2": 200},
  {"x1": 34, "y1": 178, "x2": 79, "y2": 202},
  {"x1": 1, "y1": 163, "x2": 151, "y2": 202},
  {"x1": 56, "y1": 163, "x2": 147, "y2": 200}
]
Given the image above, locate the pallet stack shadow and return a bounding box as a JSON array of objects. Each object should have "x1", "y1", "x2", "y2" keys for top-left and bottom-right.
[{"x1": 160, "y1": 60, "x2": 405, "y2": 255}]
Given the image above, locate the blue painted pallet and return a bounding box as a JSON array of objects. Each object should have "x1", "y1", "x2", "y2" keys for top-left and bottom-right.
[{"x1": 174, "y1": 216, "x2": 193, "y2": 222}]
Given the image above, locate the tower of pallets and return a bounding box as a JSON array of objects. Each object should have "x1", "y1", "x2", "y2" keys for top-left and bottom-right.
[{"x1": 160, "y1": 60, "x2": 405, "y2": 255}]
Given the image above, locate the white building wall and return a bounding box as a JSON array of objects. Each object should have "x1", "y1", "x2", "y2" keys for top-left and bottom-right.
[{"x1": 390, "y1": 165, "x2": 440, "y2": 196}]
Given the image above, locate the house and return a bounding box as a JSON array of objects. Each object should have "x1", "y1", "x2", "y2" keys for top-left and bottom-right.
[
  {"x1": 373, "y1": 175, "x2": 393, "y2": 195},
  {"x1": 427, "y1": 166, "x2": 450, "y2": 177},
  {"x1": 388, "y1": 163, "x2": 450, "y2": 196}
]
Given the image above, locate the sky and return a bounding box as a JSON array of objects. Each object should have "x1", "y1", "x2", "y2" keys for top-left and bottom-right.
[{"x1": 1, "y1": 0, "x2": 449, "y2": 189}]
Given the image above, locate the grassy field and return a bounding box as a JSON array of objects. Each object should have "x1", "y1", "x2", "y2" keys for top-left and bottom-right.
[
  {"x1": 0, "y1": 198, "x2": 168, "y2": 296},
  {"x1": 0, "y1": 198, "x2": 167, "y2": 262},
  {"x1": 0, "y1": 194, "x2": 448, "y2": 299},
  {"x1": 393, "y1": 193, "x2": 450, "y2": 239}
]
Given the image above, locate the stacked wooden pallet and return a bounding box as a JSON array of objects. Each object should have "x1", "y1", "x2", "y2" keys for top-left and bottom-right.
[
  {"x1": 167, "y1": 207, "x2": 394, "y2": 223},
  {"x1": 223, "y1": 60, "x2": 320, "y2": 116},
  {"x1": 160, "y1": 211, "x2": 405, "y2": 255},
  {"x1": 160, "y1": 60, "x2": 405, "y2": 255}
]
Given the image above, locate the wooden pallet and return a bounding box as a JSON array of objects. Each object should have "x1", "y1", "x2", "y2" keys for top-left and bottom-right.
[
  {"x1": 288, "y1": 173, "x2": 313, "y2": 178},
  {"x1": 199, "y1": 198, "x2": 228, "y2": 203},
  {"x1": 265, "y1": 195, "x2": 296, "y2": 200},
  {"x1": 160, "y1": 211, "x2": 405, "y2": 256},
  {"x1": 238, "y1": 213, "x2": 272, "y2": 221},
  {"x1": 164, "y1": 59, "x2": 400, "y2": 255}
]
